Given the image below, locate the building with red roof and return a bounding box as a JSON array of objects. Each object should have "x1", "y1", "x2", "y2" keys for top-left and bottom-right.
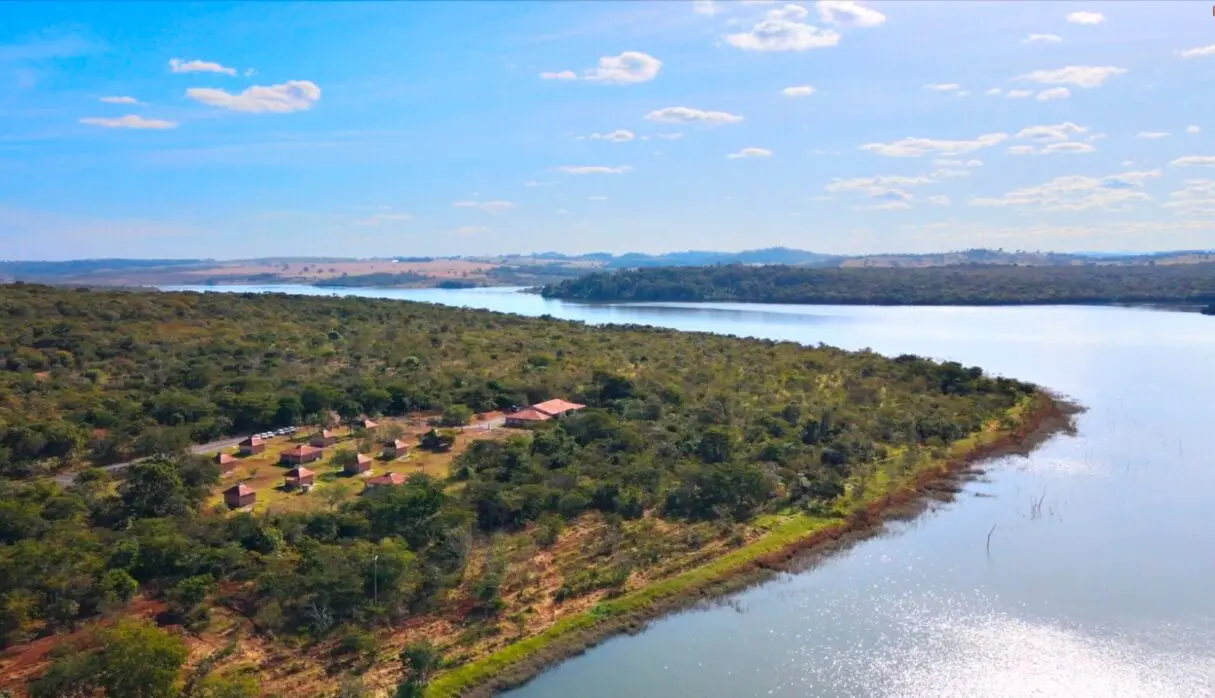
[
  {"x1": 504, "y1": 408, "x2": 553, "y2": 428},
  {"x1": 223, "y1": 482, "x2": 256, "y2": 509},
  {"x1": 280, "y1": 444, "x2": 323, "y2": 466},
  {"x1": 532, "y1": 399, "x2": 587, "y2": 418}
]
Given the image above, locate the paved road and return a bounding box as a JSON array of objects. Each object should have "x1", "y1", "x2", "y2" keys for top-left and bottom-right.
[
  {"x1": 53, "y1": 434, "x2": 249, "y2": 486},
  {"x1": 53, "y1": 417, "x2": 507, "y2": 486}
]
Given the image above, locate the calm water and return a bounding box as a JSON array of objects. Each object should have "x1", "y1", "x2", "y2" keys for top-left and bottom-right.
[{"x1": 164, "y1": 285, "x2": 1215, "y2": 697}]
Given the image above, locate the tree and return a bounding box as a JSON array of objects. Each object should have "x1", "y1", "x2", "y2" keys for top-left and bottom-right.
[
  {"x1": 394, "y1": 639, "x2": 440, "y2": 698},
  {"x1": 439, "y1": 404, "x2": 472, "y2": 427},
  {"x1": 95, "y1": 619, "x2": 189, "y2": 698},
  {"x1": 118, "y1": 459, "x2": 190, "y2": 520}
]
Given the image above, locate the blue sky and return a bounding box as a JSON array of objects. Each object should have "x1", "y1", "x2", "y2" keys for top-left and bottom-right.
[{"x1": 2, "y1": 0, "x2": 1214, "y2": 260}]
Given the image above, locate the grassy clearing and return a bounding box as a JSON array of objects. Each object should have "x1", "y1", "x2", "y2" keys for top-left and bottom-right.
[{"x1": 425, "y1": 396, "x2": 1042, "y2": 698}]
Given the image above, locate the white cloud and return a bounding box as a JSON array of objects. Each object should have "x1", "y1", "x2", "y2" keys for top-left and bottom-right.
[
  {"x1": 79, "y1": 114, "x2": 177, "y2": 129},
  {"x1": 986, "y1": 88, "x2": 1002, "y2": 96},
  {"x1": 927, "y1": 195, "x2": 951, "y2": 205},
  {"x1": 1163, "y1": 179, "x2": 1215, "y2": 215},
  {"x1": 859, "y1": 132, "x2": 1008, "y2": 157},
  {"x1": 543, "y1": 52, "x2": 662, "y2": 84},
  {"x1": 727, "y1": 147, "x2": 773, "y2": 159},
  {"x1": 924, "y1": 83, "x2": 961, "y2": 91},
  {"x1": 1040, "y1": 142, "x2": 1096, "y2": 154},
  {"x1": 725, "y1": 4, "x2": 842, "y2": 51},
  {"x1": 645, "y1": 106, "x2": 743, "y2": 125},
  {"x1": 693, "y1": 0, "x2": 721, "y2": 16},
  {"x1": 931, "y1": 168, "x2": 971, "y2": 179},
  {"x1": 1006, "y1": 145, "x2": 1037, "y2": 155},
  {"x1": 586, "y1": 129, "x2": 636, "y2": 143},
  {"x1": 1016, "y1": 122, "x2": 1087, "y2": 142},
  {"x1": 455, "y1": 226, "x2": 489, "y2": 235},
  {"x1": 588, "y1": 195, "x2": 609, "y2": 201},
  {"x1": 524, "y1": 180, "x2": 557, "y2": 187},
  {"x1": 656, "y1": 132, "x2": 684, "y2": 140},
  {"x1": 1015, "y1": 65, "x2": 1127, "y2": 88},
  {"x1": 1137, "y1": 131, "x2": 1170, "y2": 139},
  {"x1": 1006, "y1": 89, "x2": 1034, "y2": 99},
  {"x1": 1187, "y1": 125, "x2": 1201, "y2": 134},
  {"x1": 168, "y1": 58, "x2": 237, "y2": 76},
  {"x1": 1037, "y1": 87, "x2": 1071, "y2": 101},
  {"x1": 558, "y1": 165, "x2": 633, "y2": 174},
  {"x1": 1066, "y1": 11, "x2": 1104, "y2": 25},
  {"x1": 816, "y1": 1, "x2": 887, "y2": 27},
  {"x1": 933, "y1": 158, "x2": 983, "y2": 167},
  {"x1": 825, "y1": 174, "x2": 936, "y2": 193},
  {"x1": 1024, "y1": 34, "x2": 1063, "y2": 44},
  {"x1": 585, "y1": 51, "x2": 663, "y2": 84},
  {"x1": 1178, "y1": 45, "x2": 1215, "y2": 59},
  {"x1": 186, "y1": 80, "x2": 321, "y2": 113},
  {"x1": 100, "y1": 96, "x2": 143, "y2": 105},
  {"x1": 1170, "y1": 155, "x2": 1215, "y2": 167},
  {"x1": 555, "y1": 209, "x2": 569, "y2": 215},
  {"x1": 781, "y1": 85, "x2": 817, "y2": 97},
  {"x1": 452, "y1": 200, "x2": 516, "y2": 214},
  {"x1": 971, "y1": 169, "x2": 1162, "y2": 210}
]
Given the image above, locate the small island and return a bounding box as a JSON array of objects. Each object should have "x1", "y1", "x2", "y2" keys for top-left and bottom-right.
[
  {"x1": 0, "y1": 284, "x2": 1070, "y2": 697},
  {"x1": 540, "y1": 263, "x2": 1215, "y2": 307}
]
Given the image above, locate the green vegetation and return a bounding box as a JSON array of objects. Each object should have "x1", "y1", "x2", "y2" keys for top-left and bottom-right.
[
  {"x1": 541, "y1": 263, "x2": 1215, "y2": 306},
  {"x1": 0, "y1": 283, "x2": 1038, "y2": 693}
]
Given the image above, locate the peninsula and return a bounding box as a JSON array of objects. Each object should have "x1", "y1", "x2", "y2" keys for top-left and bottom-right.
[
  {"x1": 540, "y1": 263, "x2": 1215, "y2": 307},
  {"x1": 0, "y1": 284, "x2": 1069, "y2": 697}
]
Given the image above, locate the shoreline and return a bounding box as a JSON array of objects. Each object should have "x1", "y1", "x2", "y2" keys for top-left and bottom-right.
[{"x1": 426, "y1": 392, "x2": 1081, "y2": 698}]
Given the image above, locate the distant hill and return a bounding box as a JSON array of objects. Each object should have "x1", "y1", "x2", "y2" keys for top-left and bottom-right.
[{"x1": 5, "y1": 248, "x2": 1215, "y2": 288}]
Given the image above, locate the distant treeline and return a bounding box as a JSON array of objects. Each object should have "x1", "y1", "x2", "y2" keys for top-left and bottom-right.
[
  {"x1": 0, "y1": 259, "x2": 209, "y2": 280},
  {"x1": 541, "y1": 263, "x2": 1215, "y2": 306}
]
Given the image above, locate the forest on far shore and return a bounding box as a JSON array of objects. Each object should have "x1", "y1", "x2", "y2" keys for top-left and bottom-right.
[{"x1": 540, "y1": 262, "x2": 1215, "y2": 306}]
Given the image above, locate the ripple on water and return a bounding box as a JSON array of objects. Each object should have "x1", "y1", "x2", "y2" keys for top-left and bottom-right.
[
  {"x1": 786, "y1": 593, "x2": 1215, "y2": 698},
  {"x1": 1013, "y1": 456, "x2": 1108, "y2": 478}
]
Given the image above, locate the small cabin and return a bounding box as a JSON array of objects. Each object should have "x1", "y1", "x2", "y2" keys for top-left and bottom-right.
[
  {"x1": 504, "y1": 408, "x2": 553, "y2": 428},
  {"x1": 360, "y1": 418, "x2": 379, "y2": 431},
  {"x1": 281, "y1": 444, "x2": 323, "y2": 466},
  {"x1": 223, "y1": 482, "x2": 256, "y2": 509},
  {"x1": 345, "y1": 453, "x2": 373, "y2": 476},
  {"x1": 382, "y1": 439, "x2": 409, "y2": 459},
  {"x1": 215, "y1": 452, "x2": 238, "y2": 473},
  {"x1": 532, "y1": 399, "x2": 587, "y2": 419},
  {"x1": 239, "y1": 435, "x2": 266, "y2": 456},
  {"x1": 310, "y1": 429, "x2": 338, "y2": 448},
  {"x1": 284, "y1": 466, "x2": 316, "y2": 491},
  {"x1": 365, "y1": 472, "x2": 407, "y2": 490}
]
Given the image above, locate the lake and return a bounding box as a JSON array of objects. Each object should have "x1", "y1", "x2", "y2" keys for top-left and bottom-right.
[{"x1": 163, "y1": 285, "x2": 1215, "y2": 697}]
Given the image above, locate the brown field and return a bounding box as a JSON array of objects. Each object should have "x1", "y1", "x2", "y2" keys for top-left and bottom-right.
[{"x1": 193, "y1": 258, "x2": 498, "y2": 281}]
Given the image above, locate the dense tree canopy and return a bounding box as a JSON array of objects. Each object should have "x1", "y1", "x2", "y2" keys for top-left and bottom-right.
[
  {"x1": 540, "y1": 263, "x2": 1215, "y2": 306},
  {"x1": 0, "y1": 283, "x2": 1036, "y2": 676}
]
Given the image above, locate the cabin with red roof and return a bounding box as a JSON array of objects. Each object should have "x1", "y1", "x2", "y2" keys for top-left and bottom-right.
[
  {"x1": 532, "y1": 399, "x2": 586, "y2": 419},
  {"x1": 345, "y1": 453, "x2": 373, "y2": 475},
  {"x1": 365, "y1": 472, "x2": 407, "y2": 489},
  {"x1": 215, "y1": 452, "x2": 237, "y2": 473},
  {"x1": 382, "y1": 439, "x2": 409, "y2": 459},
  {"x1": 281, "y1": 444, "x2": 323, "y2": 466},
  {"x1": 310, "y1": 429, "x2": 338, "y2": 448},
  {"x1": 223, "y1": 482, "x2": 256, "y2": 509},
  {"x1": 284, "y1": 466, "x2": 316, "y2": 490},
  {"x1": 504, "y1": 407, "x2": 553, "y2": 428},
  {"x1": 360, "y1": 418, "x2": 379, "y2": 431},
  {"x1": 239, "y1": 435, "x2": 265, "y2": 456}
]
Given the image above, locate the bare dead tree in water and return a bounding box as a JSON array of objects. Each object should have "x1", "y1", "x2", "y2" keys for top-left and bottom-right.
[
  {"x1": 986, "y1": 524, "x2": 997, "y2": 558},
  {"x1": 1029, "y1": 491, "x2": 1047, "y2": 520}
]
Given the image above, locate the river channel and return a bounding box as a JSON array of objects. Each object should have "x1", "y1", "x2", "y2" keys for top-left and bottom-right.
[{"x1": 163, "y1": 284, "x2": 1215, "y2": 697}]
